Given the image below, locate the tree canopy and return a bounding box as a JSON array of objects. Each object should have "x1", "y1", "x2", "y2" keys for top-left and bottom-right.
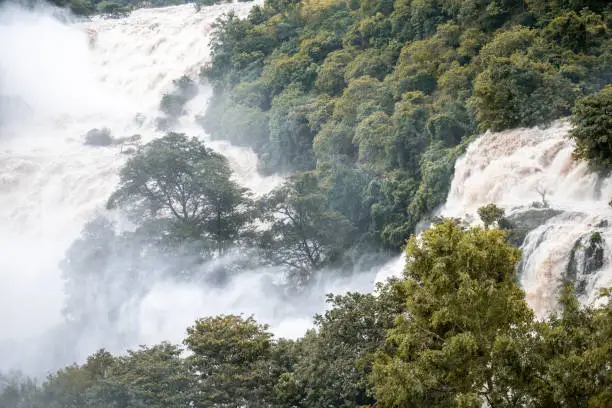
[
  {"x1": 570, "y1": 85, "x2": 612, "y2": 169},
  {"x1": 198, "y1": 0, "x2": 611, "y2": 252},
  {"x1": 107, "y1": 132, "x2": 254, "y2": 256},
  {"x1": 4, "y1": 221, "x2": 611, "y2": 408}
]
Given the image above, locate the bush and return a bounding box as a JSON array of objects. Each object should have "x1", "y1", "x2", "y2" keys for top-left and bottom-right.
[
  {"x1": 84, "y1": 128, "x2": 113, "y2": 146},
  {"x1": 470, "y1": 56, "x2": 575, "y2": 131},
  {"x1": 570, "y1": 85, "x2": 612, "y2": 169}
]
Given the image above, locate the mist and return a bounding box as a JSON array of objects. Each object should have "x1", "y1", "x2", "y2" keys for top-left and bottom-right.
[{"x1": 0, "y1": 1, "x2": 389, "y2": 377}]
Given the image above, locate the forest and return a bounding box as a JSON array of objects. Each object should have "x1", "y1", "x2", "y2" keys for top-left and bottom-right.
[
  {"x1": 198, "y1": 0, "x2": 611, "y2": 252},
  {"x1": 1, "y1": 221, "x2": 611, "y2": 407},
  {"x1": 1, "y1": 0, "x2": 611, "y2": 406}
]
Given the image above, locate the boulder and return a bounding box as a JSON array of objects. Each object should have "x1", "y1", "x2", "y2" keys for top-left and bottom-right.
[
  {"x1": 504, "y1": 208, "x2": 564, "y2": 246},
  {"x1": 566, "y1": 232, "x2": 605, "y2": 295},
  {"x1": 84, "y1": 128, "x2": 113, "y2": 146}
]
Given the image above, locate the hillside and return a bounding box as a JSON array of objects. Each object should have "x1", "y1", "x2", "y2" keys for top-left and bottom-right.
[{"x1": 200, "y1": 0, "x2": 610, "y2": 252}]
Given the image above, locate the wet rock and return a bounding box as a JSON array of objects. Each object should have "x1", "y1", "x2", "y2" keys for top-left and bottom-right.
[
  {"x1": 84, "y1": 128, "x2": 113, "y2": 146},
  {"x1": 566, "y1": 232, "x2": 605, "y2": 295},
  {"x1": 114, "y1": 134, "x2": 141, "y2": 145},
  {"x1": 596, "y1": 219, "x2": 609, "y2": 228},
  {"x1": 505, "y1": 208, "x2": 564, "y2": 246},
  {"x1": 120, "y1": 146, "x2": 137, "y2": 155}
]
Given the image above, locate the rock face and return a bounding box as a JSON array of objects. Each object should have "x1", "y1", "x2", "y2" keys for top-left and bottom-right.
[
  {"x1": 84, "y1": 128, "x2": 113, "y2": 146},
  {"x1": 504, "y1": 208, "x2": 564, "y2": 246},
  {"x1": 566, "y1": 232, "x2": 606, "y2": 295}
]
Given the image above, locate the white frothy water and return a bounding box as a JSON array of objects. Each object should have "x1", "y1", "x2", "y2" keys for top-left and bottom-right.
[
  {"x1": 375, "y1": 121, "x2": 612, "y2": 316},
  {"x1": 442, "y1": 121, "x2": 612, "y2": 216},
  {"x1": 4, "y1": 0, "x2": 606, "y2": 377},
  {"x1": 0, "y1": 1, "x2": 300, "y2": 370},
  {"x1": 442, "y1": 121, "x2": 612, "y2": 316}
]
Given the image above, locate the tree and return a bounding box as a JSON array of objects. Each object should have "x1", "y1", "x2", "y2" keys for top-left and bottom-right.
[
  {"x1": 527, "y1": 285, "x2": 612, "y2": 407},
  {"x1": 59, "y1": 216, "x2": 132, "y2": 324},
  {"x1": 477, "y1": 203, "x2": 505, "y2": 229},
  {"x1": 315, "y1": 50, "x2": 354, "y2": 96},
  {"x1": 159, "y1": 76, "x2": 198, "y2": 119},
  {"x1": 259, "y1": 172, "x2": 354, "y2": 284},
  {"x1": 570, "y1": 85, "x2": 612, "y2": 169},
  {"x1": 353, "y1": 111, "x2": 395, "y2": 174},
  {"x1": 0, "y1": 372, "x2": 38, "y2": 408},
  {"x1": 275, "y1": 283, "x2": 405, "y2": 408},
  {"x1": 39, "y1": 350, "x2": 116, "y2": 408},
  {"x1": 107, "y1": 133, "x2": 253, "y2": 256},
  {"x1": 470, "y1": 56, "x2": 574, "y2": 131},
  {"x1": 264, "y1": 86, "x2": 316, "y2": 173},
  {"x1": 183, "y1": 315, "x2": 279, "y2": 408},
  {"x1": 35, "y1": 345, "x2": 194, "y2": 408},
  {"x1": 108, "y1": 343, "x2": 195, "y2": 408},
  {"x1": 371, "y1": 219, "x2": 534, "y2": 407}
]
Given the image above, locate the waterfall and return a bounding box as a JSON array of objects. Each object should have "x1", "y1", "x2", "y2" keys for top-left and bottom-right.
[
  {"x1": 2, "y1": 1, "x2": 608, "y2": 376},
  {"x1": 376, "y1": 121, "x2": 612, "y2": 316},
  {"x1": 1, "y1": 2, "x2": 376, "y2": 375},
  {"x1": 442, "y1": 121, "x2": 612, "y2": 316}
]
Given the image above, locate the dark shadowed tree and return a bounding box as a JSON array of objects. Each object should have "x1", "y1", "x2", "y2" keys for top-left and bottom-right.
[
  {"x1": 259, "y1": 172, "x2": 354, "y2": 284},
  {"x1": 107, "y1": 133, "x2": 253, "y2": 256}
]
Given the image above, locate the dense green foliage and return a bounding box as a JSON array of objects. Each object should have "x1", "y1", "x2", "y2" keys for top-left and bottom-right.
[
  {"x1": 259, "y1": 172, "x2": 354, "y2": 284},
  {"x1": 3, "y1": 222, "x2": 610, "y2": 408},
  {"x1": 198, "y1": 0, "x2": 611, "y2": 251},
  {"x1": 372, "y1": 220, "x2": 533, "y2": 407},
  {"x1": 478, "y1": 202, "x2": 506, "y2": 228},
  {"x1": 107, "y1": 133, "x2": 254, "y2": 255},
  {"x1": 570, "y1": 85, "x2": 612, "y2": 169},
  {"x1": 6, "y1": 0, "x2": 610, "y2": 406}
]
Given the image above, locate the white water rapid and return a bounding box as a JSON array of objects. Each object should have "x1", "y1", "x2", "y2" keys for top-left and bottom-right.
[
  {"x1": 0, "y1": 2, "x2": 376, "y2": 375},
  {"x1": 443, "y1": 121, "x2": 612, "y2": 316},
  {"x1": 376, "y1": 121, "x2": 612, "y2": 317}
]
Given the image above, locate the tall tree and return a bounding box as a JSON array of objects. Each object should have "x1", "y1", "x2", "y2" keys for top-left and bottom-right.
[
  {"x1": 259, "y1": 172, "x2": 354, "y2": 284},
  {"x1": 0, "y1": 372, "x2": 38, "y2": 408},
  {"x1": 275, "y1": 283, "x2": 405, "y2": 408},
  {"x1": 570, "y1": 85, "x2": 612, "y2": 169},
  {"x1": 528, "y1": 286, "x2": 612, "y2": 407},
  {"x1": 106, "y1": 343, "x2": 195, "y2": 408},
  {"x1": 183, "y1": 315, "x2": 280, "y2": 408},
  {"x1": 107, "y1": 133, "x2": 253, "y2": 256},
  {"x1": 371, "y1": 219, "x2": 534, "y2": 407}
]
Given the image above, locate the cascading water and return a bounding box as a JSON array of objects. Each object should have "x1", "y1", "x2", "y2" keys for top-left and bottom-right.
[
  {"x1": 442, "y1": 121, "x2": 612, "y2": 316},
  {"x1": 1, "y1": 2, "x2": 376, "y2": 375},
  {"x1": 376, "y1": 121, "x2": 612, "y2": 317},
  {"x1": 0, "y1": 1, "x2": 264, "y2": 335},
  {"x1": 2, "y1": 0, "x2": 608, "y2": 378}
]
